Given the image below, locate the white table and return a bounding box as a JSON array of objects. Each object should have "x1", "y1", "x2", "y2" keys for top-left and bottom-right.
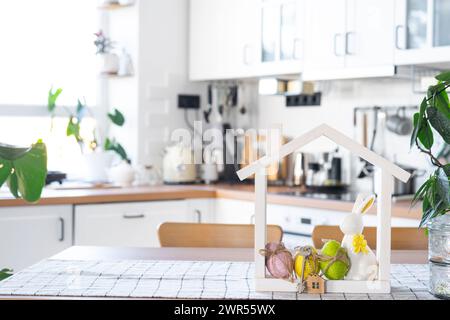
[{"x1": 0, "y1": 246, "x2": 437, "y2": 300}]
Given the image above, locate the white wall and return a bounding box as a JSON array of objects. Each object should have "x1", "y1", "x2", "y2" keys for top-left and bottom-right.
[
  {"x1": 106, "y1": 0, "x2": 206, "y2": 168},
  {"x1": 138, "y1": 0, "x2": 207, "y2": 168}
]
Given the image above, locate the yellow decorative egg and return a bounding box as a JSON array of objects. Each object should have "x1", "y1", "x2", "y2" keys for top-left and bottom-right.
[{"x1": 294, "y1": 247, "x2": 320, "y2": 280}]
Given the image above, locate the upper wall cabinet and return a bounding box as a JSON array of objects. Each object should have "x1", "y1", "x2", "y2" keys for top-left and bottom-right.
[
  {"x1": 394, "y1": 0, "x2": 450, "y2": 65},
  {"x1": 256, "y1": 0, "x2": 305, "y2": 77},
  {"x1": 189, "y1": 0, "x2": 260, "y2": 81},
  {"x1": 303, "y1": 0, "x2": 396, "y2": 80},
  {"x1": 189, "y1": 0, "x2": 305, "y2": 81}
]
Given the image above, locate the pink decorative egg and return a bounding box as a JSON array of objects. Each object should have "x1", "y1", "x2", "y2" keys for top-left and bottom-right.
[{"x1": 263, "y1": 242, "x2": 294, "y2": 280}]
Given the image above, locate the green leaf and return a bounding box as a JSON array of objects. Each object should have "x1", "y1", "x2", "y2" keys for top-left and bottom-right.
[
  {"x1": 48, "y1": 87, "x2": 62, "y2": 113},
  {"x1": 7, "y1": 171, "x2": 19, "y2": 198},
  {"x1": 0, "y1": 159, "x2": 12, "y2": 187},
  {"x1": 417, "y1": 121, "x2": 434, "y2": 149},
  {"x1": 66, "y1": 117, "x2": 82, "y2": 142},
  {"x1": 419, "y1": 211, "x2": 432, "y2": 228},
  {"x1": 444, "y1": 164, "x2": 450, "y2": 177},
  {"x1": 412, "y1": 179, "x2": 430, "y2": 208},
  {"x1": 435, "y1": 90, "x2": 450, "y2": 119},
  {"x1": 0, "y1": 269, "x2": 13, "y2": 281},
  {"x1": 104, "y1": 137, "x2": 112, "y2": 150},
  {"x1": 411, "y1": 112, "x2": 420, "y2": 148},
  {"x1": 114, "y1": 143, "x2": 128, "y2": 161},
  {"x1": 104, "y1": 138, "x2": 129, "y2": 162},
  {"x1": 107, "y1": 109, "x2": 125, "y2": 127},
  {"x1": 0, "y1": 143, "x2": 31, "y2": 161},
  {"x1": 12, "y1": 142, "x2": 47, "y2": 203},
  {"x1": 427, "y1": 176, "x2": 437, "y2": 208},
  {"x1": 427, "y1": 107, "x2": 450, "y2": 144},
  {"x1": 435, "y1": 71, "x2": 450, "y2": 82},
  {"x1": 0, "y1": 142, "x2": 47, "y2": 203},
  {"x1": 411, "y1": 99, "x2": 428, "y2": 148},
  {"x1": 76, "y1": 99, "x2": 86, "y2": 121}
]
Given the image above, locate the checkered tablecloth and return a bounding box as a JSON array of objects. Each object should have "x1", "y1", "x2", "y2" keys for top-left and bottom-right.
[{"x1": 0, "y1": 260, "x2": 439, "y2": 300}]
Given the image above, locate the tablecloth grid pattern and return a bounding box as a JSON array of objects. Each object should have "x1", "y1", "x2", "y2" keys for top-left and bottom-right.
[{"x1": 0, "y1": 260, "x2": 440, "y2": 300}]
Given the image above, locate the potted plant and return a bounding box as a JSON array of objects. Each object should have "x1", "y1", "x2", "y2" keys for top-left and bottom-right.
[
  {"x1": 48, "y1": 87, "x2": 131, "y2": 183},
  {"x1": 0, "y1": 141, "x2": 48, "y2": 280},
  {"x1": 410, "y1": 71, "x2": 450, "y2": 299},
  {"x1": 104, "y1": 109, "x2": 135, "y2": 186},
  {"x1": 94, "y1": 30, "x2": 119, "y2": 75}
]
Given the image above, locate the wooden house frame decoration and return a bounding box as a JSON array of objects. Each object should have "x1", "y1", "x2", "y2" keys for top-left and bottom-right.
[{"x1": 236, "y1": 124, "x2": 411, "y2": 294}]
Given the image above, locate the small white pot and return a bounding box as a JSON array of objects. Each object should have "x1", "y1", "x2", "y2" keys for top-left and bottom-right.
[
  {"x1": 83, "y1": 151, "x2": 114, "y2": 183},
  {"x1": 97, "y1": 53, "x2": 120, "y2": 75},
  {"x1": 109, "y1": 161, "x2": 135, "y2": 187}
]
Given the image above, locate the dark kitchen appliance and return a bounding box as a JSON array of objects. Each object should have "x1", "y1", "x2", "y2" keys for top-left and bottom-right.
[
  {"x1": 221, "y1": 123, "x2": 241, "y2": 183},
  {"x1": 45, "y1": 171, "x2": 67, "y2": 185}
]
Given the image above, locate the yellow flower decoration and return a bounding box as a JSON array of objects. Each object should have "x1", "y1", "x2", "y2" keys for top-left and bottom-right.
[{"x1": 352, "y1": 234, "x2": 368, "y2": 254}]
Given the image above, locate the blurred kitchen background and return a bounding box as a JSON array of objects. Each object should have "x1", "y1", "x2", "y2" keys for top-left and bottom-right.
[{"x1": 0, "y1": 0, "x2": 449, "y2": 270}]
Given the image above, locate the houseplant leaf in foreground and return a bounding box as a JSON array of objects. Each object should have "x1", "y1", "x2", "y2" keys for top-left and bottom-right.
[
  {"x1": 435, "y1": 71, "x2": 450, "y2": 82},
  {"x1": 0, "y1": 141, "x2": 47, "y2": 203},
  {"x1": 427, "y1": 107, "x2": 450, "y2": 144},
  {"x1": 0, "y1": 268, "x2": 13, "y2": 281}
]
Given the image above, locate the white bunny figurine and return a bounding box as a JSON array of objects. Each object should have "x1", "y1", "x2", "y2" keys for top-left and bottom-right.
[{"x1": 340, "y1": 194, "x2": 378, "y2": 281}]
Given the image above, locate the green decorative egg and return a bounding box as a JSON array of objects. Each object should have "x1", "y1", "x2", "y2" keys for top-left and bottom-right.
[{"x1": 319, "y1": 240, "x2": 350, "y2": 280}]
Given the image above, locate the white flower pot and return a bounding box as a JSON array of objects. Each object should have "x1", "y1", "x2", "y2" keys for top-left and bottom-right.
[
  {"x1": 108, "y1": 161, "x2": 135, "y2": 187},
  {"x1": 83, "y1": 151, "x2": 114, "y2": 183},
  {"x1": 97, "y1": 53, "x2": 120, "y2": 75}
]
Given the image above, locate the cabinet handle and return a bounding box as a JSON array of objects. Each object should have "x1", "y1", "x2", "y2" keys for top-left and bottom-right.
[
  {"x1": 123, "y1": 213, "x2": 145, "y2": 219},
  {"x1": 395, "y1": 25, "x2": 405, "y2": 50},
  {"x1": 345, "y1": 32, "x2": 355, "y2": 55},
  {"x1": 293, "y1": 38, "x2": 302, "y2": 60},
  {"x1": 333, "y1": 33, "x2": 343, "y2": 57},
  {"x1": 195, "y1": 209, "x2": 202, "y2": 223},
  {"x1": 250, "y1": 214, "x2": 255, "y2": 224},
  {"x1": 58, "y1": 217, "x2": 64, "y2": 242}
]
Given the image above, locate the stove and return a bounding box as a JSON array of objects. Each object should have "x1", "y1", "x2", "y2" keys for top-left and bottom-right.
[{"x1": 276, "y1": 190, "x2": 359, "y2": 202}]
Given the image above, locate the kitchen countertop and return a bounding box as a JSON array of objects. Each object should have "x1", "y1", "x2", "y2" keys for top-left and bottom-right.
[{"x1": 0, "y1": 183, "x2": 422, "y2": 219}]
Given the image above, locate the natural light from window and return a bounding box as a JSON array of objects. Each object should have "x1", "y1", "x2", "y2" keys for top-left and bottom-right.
[{"x1": 0, "y1": 0, "x2": 98, "y2": 106}]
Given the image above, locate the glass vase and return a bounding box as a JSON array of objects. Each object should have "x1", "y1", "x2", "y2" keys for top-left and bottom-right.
[{"x1": 428, "y1": 214, "x2": 450, "y2": 299}]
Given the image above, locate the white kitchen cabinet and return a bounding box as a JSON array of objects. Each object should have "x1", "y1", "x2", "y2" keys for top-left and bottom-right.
[
  {"x1": 303, "y1": 0, "x2": 346, "y2": 79},
  {"x1": 303, "y1": 0, "x2": 395, "y2": 80},
  {"x1": 74, "y1": 200, "x2": 195, "y2": 247},
  {"x1": 189, "y1": 0, "x2": 260, "y2": 81},
  {"x1": 0, "y1": 205, "x2": 72, "y2": 271},
  {"x1": 257, "y1": 0, "x2": 306, "y2": 76},
  {"x1": 186, "y1": 198, "x2": 215, "y2": 223},
  {"x1": 394, "y1": 0, "x2": 450, "y2": 65},
  {"x1": 214, "y1": 199, "x2": 255, "y2": 224}
]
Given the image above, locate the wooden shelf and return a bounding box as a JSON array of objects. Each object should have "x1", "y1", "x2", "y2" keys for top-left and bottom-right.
[
  {"x1": 97, "y1": 3, "x2": 134, "y2": 10},
  {"x1": 99, "y1": 73, "x2": 134, "y2": 79}
]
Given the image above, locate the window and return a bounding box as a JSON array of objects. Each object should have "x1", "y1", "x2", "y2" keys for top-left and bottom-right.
[
  {"x1": 0, "y1": 116, "x2": 97, "y2": 176},
  {"x1": 0, "y1": 1, "x2": 99, "y2": 178},
  {"x1": 0, "y1": 0, "x2": 98, "y2": 106}
]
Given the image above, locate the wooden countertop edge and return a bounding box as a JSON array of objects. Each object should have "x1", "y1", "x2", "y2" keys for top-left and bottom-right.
[
  {"x1": 0, "y1": 186, "x2": 422, "y2": 220},
  {"x1": 0, "y1": 189, "x2": 216, "y2": 207},
  {"x1": 214, "y1": 188, "x2": 421, "y2": 220}
]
